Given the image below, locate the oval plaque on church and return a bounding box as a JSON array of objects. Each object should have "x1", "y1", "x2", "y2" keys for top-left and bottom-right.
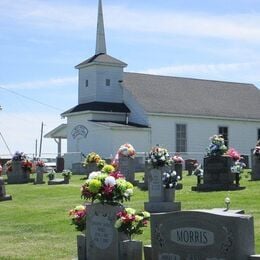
[{"x1": 71, "y1": 125, "x2": 88, "y2": 139}]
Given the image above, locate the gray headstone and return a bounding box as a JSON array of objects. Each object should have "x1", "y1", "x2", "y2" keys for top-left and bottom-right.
[
  {"x1": 120, "y1": 240, "x2": 142, "y2": 260},
  {"x1": 72, "y1": 162, "x2": 87, "y2": 175},
  {"x1": 85, "y1": 203, "x2": 128, "y2": 260},
  {"x1": 84, "y1": 162, "x2": 99, "y2": 175},
  {"x1": 144, "y1": 167, "x2": 181, "y2": 213},
  {"x1": 0, "y1": 177, "x2": 12, "y2": 201},
  {"x1": 118, "y1": 157, "x2": 135, "y2": 184},
  {"x1": 193, "y1": 156, "x2": 245, "y2": 191},
  {"x1": 150, "y1": 210, "x2": 255, "y2": 260},
  {"x1": 77, "y1": 233, "x2": 86, "y2": 260},
  {"x1": 251, "y1": 150, "x2": 260, "y2": 181},
  {"x1": 7, "y1": 161, "x2": 29, "y2": 184},
  {"x1": 174, "y1": 163, "x2": 183, "y2": 180},
  {"x1": 34, "y1": 167, "x2": 45, "y2": 184}
]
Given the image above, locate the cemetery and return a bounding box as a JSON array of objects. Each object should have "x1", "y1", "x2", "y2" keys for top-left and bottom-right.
[{"x1": 0, "y1": 143, "x2": 260, "y2": 259}]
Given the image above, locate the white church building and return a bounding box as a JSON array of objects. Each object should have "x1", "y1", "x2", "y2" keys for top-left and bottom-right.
[{"x1": 46, "y1": 0, "x2": 260, "y2": 169}]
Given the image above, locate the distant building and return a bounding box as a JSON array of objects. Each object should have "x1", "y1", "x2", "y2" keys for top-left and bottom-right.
[{"x1": 46, "y1": 0, "x2": 260, "y2": 169}]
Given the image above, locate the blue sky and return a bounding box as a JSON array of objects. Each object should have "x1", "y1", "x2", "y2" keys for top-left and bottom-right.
[{"x1": 0, "y1": 0, "x2": 260, "y2": 157}]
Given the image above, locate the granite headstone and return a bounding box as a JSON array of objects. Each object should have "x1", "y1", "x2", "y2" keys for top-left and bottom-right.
[
  {"x1": 147, "y1": 209, "x2": 255, "y2": 260},
  {"x1": 0, "y1": 177, "x2": 12, "y2": 201}
]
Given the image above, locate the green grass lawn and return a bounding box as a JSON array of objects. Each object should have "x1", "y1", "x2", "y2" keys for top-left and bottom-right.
[{"x1": 0, "y1": 170, "x2": 259, "y2": 259}]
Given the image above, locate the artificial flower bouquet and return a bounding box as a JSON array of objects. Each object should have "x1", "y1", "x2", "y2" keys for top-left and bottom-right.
[
  {"x1": 162, "y1": 170, "x2": 180, "y2": 189},
  {"x1": 253, "y1": 140, "x2": 260, "y2": 157},
  {"x1": 21, "y1": 159, "x2": 33, "y2": 172},
  {"x1": 114, "y1": 207, "x2": 150, "y2": 240},
  {"x1": 118, "y1": 143, "x2": 136, "y2": 159},
  {"x1": 172, "y1": 154, "x2": 184, "y2": 164},
  {"x1": 231, "y1": 161, "x2": 246, "y2": 174},
  {"x1": 62, "y1": 170, "x2": 72, "y2": 179},
  {"x1": 206, "y1": 135, "x2": 227, "y2": 156},
  {"x1": 83, "y1": 152, "x2": 102, "y2": 167},
  {"x1": 147, "y1": 146, "x2": 172, "y2": 168},
  {"x1": 226, "y1": 148, "x2": 242, "y2": 162},
  {"x1": 36, "y1": 160, "x2": 45, "y2": 167},
  {"x1": 81, "y1": 170, "x2": 134, "y2": 204},
  {"x1": 69, "y1": 205, "x2": 87, "y2": 232}
]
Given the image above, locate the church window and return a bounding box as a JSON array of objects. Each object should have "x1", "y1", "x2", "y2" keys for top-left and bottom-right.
[
  {"x1": 85, "y1": 80, "x2": 88, "y2": 87},
  {"x1": 106, "y1": 79, "x2": 111, "y2": 86},
  {"x1": 218, "y1": 126, "x2": 228, "y2": 147},
  {"x1": 176, "y1": 124, "x2": 187, "y2": 152}
]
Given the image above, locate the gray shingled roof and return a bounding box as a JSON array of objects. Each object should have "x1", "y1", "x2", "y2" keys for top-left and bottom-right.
[
  {"x1": 122, "y1": 72, "x2": 260, "y2": 120},
  {"x1": 75, "y1": 53, "x2": 127, "y2": 69}
]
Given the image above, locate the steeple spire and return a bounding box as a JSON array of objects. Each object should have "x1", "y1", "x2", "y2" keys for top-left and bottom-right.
[{"x1": 95, "y1": 0, "x2": 107, "y2": 55}]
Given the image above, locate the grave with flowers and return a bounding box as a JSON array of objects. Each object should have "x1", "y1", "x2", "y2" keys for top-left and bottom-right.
[
  {"x1": 251, "y1": 140, "x2": 260, "y2": 181},
  {"x1": 113, "y1": 143, "x2": 137, "y2": 185},
  {"x1": 75, "y1": 164, "x2": 150, "y2": 260},
  {"x1": 82, "y1": 152, "x2": 102, "y2": 176},
  {"x1": 192, "y1": 135, "x2": 246, "y2": 191},
  {"x1": 172, "y1": 154, "x2": 184, "y2": 180},
  {"x1": 0, "y1": 177, "x2": 12, "y2": 201},
  {"x1": 34, "y1": 160, "x2": 46, "y2": 184},
  {"x1": 48, "y1": 170, "x2": 72, "y2": 185},
  {"x1": 144, "y1": 146, "x2": 182, "y2": 213},
  {"x1": 6, "y1": 151, "x2": 32, "y2": 184}
]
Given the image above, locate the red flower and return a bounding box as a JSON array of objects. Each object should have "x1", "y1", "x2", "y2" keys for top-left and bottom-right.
[{"x1": 109, "y1": 171, "x2": 125, "y2": 179}]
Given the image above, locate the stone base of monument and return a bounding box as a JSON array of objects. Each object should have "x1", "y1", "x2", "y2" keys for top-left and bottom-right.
[
  {"x1": 34, "y1": 180, "x2": 45, "y2": 185},
  {"x1": 48, "y1": 178, "x2": 68, "y2": 185},
  {"x1": 191, "y1": 183, "x2": 246, "y2": 191},
  {"x1": 119, "y1": 240, "x2": 142, "y2": 260},
  {"x1": 144, "y1": 201, "x2": 181, "y2": 213},
  {"x1": 0, "y1": 194, "x2": 12, "y2": 201},
  {"x1": 249, "y1": 255, "x2": 260, "y2": 259},
  {"x1": 143, "y1": 245, "x2": 152, "y2": 260}
]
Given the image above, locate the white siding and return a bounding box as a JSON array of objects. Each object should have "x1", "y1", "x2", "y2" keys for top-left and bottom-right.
[
  {"x1": 149, "y1": 115, "x2": 260, "y2": 164},
  {"x1": 78, "y1": 65, "x2": 124, "y2": 104},
  {"x1": 123, "y1": 88, "x2": 148, "y2": 125}
]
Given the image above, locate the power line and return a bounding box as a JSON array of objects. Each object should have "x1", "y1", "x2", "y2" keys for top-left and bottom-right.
[
  {"x1": 0, "y1": 86, "x2": 63, "y2": 112},
  {"x1": 0, "y1": 131, "x2": 12, "y2": 156}
]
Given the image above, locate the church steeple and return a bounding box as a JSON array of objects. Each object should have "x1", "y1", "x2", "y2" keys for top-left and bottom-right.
[{"x1": 95, "y1": 0, "x2": 107, "y2": 55}]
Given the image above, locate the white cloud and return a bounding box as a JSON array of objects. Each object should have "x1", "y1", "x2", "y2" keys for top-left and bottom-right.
[
  {"x1": 142, "y1": 61, "x2": 260, "y2": 86},
  {"x1": 1, "y1": 76, "x2": 77, "y2": 90},
  {"x1": 0, "y1": 1, "x2": 260, "y2": 42}
]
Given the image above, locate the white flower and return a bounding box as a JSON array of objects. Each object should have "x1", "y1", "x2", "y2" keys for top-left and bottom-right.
[
  {"x1": 105, "y1": 176, "x2": 116, "y2": 186},
  {"x1": 88, "y1": 171, "x2": 102, "y2": 180},
  {"x1": 124, "y1": 188, "x2": 133, "y2": 197},
  {"x1": 114, "y1": 219, "x2": 123, "y2": 228}
]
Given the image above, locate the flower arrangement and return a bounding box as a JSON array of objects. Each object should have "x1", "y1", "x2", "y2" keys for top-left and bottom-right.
[
  {"x1": 36, "y1": 160, "x2": 45, "y2": 167},
  {"x1": 12, "y1": 151, "x2": 26, "y2": 161},
  {"x1": 5, "y1": 160, "x2": 12, "y2": 172},
  {"x1": 253, "y1": 140, "x2": 260, "y2": 157},
  {"x1": 172, "y1": 154, "x2": 184, "y2": 164},
  {"x1": 21, "y1": 160, "x2": 33, "y2": 172},
  {"x1": 206, "y1": 135, "x2": 227, "y2": 156},
  {"x1": 114, "y1": 208, "x2": 150, "y2": 240},
  {"x1": 97, "y1": 159, "x2": 106, "y2": 170},
  {"x1": 147, "y1": 146, "x2": 172, "y2": 168},
  {"x1": 226, "y1": 148, "x2": 241, "y2": 162},
  {"x1": 0, "y1": 164, "x2": 2, "y2": 176},
  {"x1": 118, "y1": 143, "x2": 136, "y2": 159},
  {"x1": 81, "y1": 170, "x2": 133, "y2": 204},
  {"x1": 62, "y1": 170, "x2": 72, "y2": 179},
  {"x1": 83, "y1": 152, "x2": 101, "y2": 167},
  {"x1": 162, "y1": 171, "x2": 180, "y2": 189},
  {"x1": 101, "y1": 164, "x2": 115, "y2": 174},
  {"x1": 231, "y1": 161, "x2": 246, "y2": 174},
  {"x1": 69, "y1": 205, "x2": 87, "y2": 232},
  {"x1": 47, "y1": 170, "x2": 55, "y2": 180}
]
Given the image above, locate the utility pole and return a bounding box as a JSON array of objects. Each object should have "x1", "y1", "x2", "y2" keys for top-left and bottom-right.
[
  {"x1": 35, "y1": 139, "x2": 38, "y2": 159},
  {"x1": 39, "y1": 122, "x2": 43, "y2": 158}
]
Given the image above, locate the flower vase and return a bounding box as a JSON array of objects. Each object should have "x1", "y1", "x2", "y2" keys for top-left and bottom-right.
[
  {"x1": 164, "y1": 188, "x2": 175, "y2": 202},
  {"x1": 120, "y1": 239, "x2": 142, "y2": 260}
]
